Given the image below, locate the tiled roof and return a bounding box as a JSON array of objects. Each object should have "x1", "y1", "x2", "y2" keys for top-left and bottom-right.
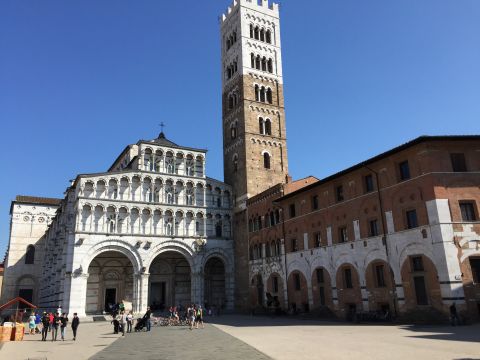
[{"x1": 15, "y1": 196, "x2": 62, "y2": 206}]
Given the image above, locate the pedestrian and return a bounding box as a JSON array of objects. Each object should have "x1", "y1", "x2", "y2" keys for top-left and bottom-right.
[
  {"x1": 48, "y1": 312, "x2": 54, "y2": 332},
  {"x1": 112, "y1": 313, "x2": 120, "y2": 334},
  {"x1": 35, "y1": 312, "x2": 41, "y2": 334},
  {"x1": 188, "y1": 304, "x2": 195, "y2": 330},
  {"x1": 41, "y1": 312, "x2": 49, "y2": 341},
  {"x1": 450, "y1": 302, "x2": 459, "y2": 326},
  {"x1": 119, "y1": 300, "x2": 125, "y2": 313},
  {"x1": 143, "y1": 306, "x2": 152, "y2": 332},
  {"x1": 126, "y1": 311, "x2": 133, "y2": 333},
  {"x1": 60, "y1": 313, "x2": 68, "y2": 341},
  {"x1": 51, "y1": 313, "x2": 59, "y2": 341},
  {"x1": 71, "y1": 313, "x2": 80, "y2": 341},
  {"x1": 28, "y1": 312, "x2": 36, "y2": 335},
  {"x1": 195, "y1": 305, "x2": 204, "y2": 329},
  {"x1": 56, "y1": 305, "x2": 62, "y2": 316},
  {"x1": 120, "y1": 311, "x2": 127, "y2": 336}
]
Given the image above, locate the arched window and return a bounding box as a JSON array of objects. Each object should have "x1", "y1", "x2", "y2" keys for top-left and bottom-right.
[
  {"x1": 259, "y1": 118, "x2": 265, "y2": 134},
  {"x1": 250, "y1": 24, "x2": 254, "y2": 38},
  {"x1": 25, "y1": 245, "x2": 35, "y2": 265},
  {"x1": 266, "y1": 88, "x2": 273, "y2": 104},
  {"x1": 265, "y1": 119, "x2": 271, "y2": 135},
  {"x1": 266, "y1": 30, "x2": 272, "y2": 44},
  {"x1": 251, "y1": 53, "x2": 255, "y2": 68},
  {"x1": 255, "y1": 85, "x2": 260, "y2": 101},
  {"x1": 263, "y1": 152, "x2": 271, "y2": 169},
  {"x1": 255, "y1": 55, "x2": 261, "y2": 70},
  {"x1": 267, "y1": 59, "x2": 273, "y2": 73},
  {"x1": 254, "y1": 26, "x2": 259, "y2": 40},
  {"x1": 215, "y1": 222, "x2": 223, "y2": 237},
  {"x1": 270, "y1": 211, "x2": 275, "y2": 225},
  {"x1": 261, "y1": 57, "x2": 267, "y2": 71},
  {"x1": 233, "y1": 32, "x2": 237, "y2": 43},
  {"x1": 260, "y1": 87, "x2": 266, "y2": 102},
  {"x1": 260, "y1": 28, "x2": 265, "y2": 42},
  {"x1": 230, "y1": 123, "x2": 237, "y2": 139}
]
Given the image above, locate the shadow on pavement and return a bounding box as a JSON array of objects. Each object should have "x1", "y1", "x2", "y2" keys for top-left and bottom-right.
[{"x1": 400, "y1": 324, "x2": 480, "y2": 344}]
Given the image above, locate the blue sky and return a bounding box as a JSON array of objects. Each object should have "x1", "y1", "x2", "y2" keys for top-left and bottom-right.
[{"x1": 0, "y1": 0, "x2": 479, "y2": 255}]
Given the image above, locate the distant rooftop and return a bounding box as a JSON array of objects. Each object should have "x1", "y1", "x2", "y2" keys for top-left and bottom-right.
[
  {"x1": 14, "y1": 196, "x2": 62, "y2": 206},
  {"x1": 139, "y1": 132, "x2": 207, "y2": 153}
]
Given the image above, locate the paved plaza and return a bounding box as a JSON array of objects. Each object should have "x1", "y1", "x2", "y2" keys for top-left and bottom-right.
[{"x1": 0, "y1": 315, "x2": 479, "y2": 360}]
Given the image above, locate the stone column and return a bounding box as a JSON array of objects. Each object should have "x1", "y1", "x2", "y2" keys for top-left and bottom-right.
[
  {"x1": 64, "y1": 273, "x2": 89, "y2": 318},
  {"x1": 191, "y1": 270, "x2": 204, "y2": 306},
  {"x1": 134, "y1": 273, "x2": 149, "y2": 314}
]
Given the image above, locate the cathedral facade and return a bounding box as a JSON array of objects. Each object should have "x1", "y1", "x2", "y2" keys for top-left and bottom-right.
[{"x1": 2, "y1": 133, "x2": 235, "y2": 317}]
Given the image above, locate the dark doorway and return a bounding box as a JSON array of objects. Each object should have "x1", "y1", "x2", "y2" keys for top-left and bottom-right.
[
  {"x1": 150, "y1": 282, "x2": 166, "y2": 311},
  {"x1": 104, "y1": 288, "x2": 117, "y2": 312},
  {"x1": 18, "y1": 289, "x2": 33, "y2": 308},
  {"x1": 414, "y1": 276, "x2": 428, "y2": 305},
  {"x1": 319, "y1": 286, "x2": 326, "y2": 306}
]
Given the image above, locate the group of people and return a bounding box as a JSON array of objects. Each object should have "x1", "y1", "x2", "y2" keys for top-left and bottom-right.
[
  {"x1": 186, "y1": 304, "x2": 204, "y2": 330},
  {"x1": 26, "y1": 308, "x2": 80, "y2": 341}
]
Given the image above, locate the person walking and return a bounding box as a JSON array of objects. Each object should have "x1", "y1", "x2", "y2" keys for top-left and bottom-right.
[
  {"x1": 143, "y1": 306, "x2": 152, "y2": 332},
  {"x1": 51, "y1": 313, "x2": 60, "y2": 341},
  {"x1": 28, "y1": 312, "x2": 36, "y2": 335},
  {"x1": 126, "y1": 311, "x2": 133, "y2": 333},
  {"x1": 35, "y1": 312, "x2": 41, "y2": 334},
  {"x1": 60, "y1": 313, "x2": 68, "y2": 341},
  {"x1": 188, "y1": 304, "x2": 195, "y2": 330},
  {"x1": 450, "y1": 302, "x2": 460, "y2": 326},
  {"x1": 41, "y1": 312, "x2": 49, "y2": 341},
  {"x1": 195, "y1": 305, "x2": 204, "y2": 329},
  {"x1": 120, "y1": 311, "x2": 127, "y2": 336},
  {"x1": 71, "y1": 313, "x2": 80, "y2": 341},
  {"x1": 48, "y1": 312, "x2": 54, "y2": 333}
]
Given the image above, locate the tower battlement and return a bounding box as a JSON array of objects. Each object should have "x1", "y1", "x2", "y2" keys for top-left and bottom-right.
[{"x1": 221, "y1": 0, "x2": 279, "y2": 23}]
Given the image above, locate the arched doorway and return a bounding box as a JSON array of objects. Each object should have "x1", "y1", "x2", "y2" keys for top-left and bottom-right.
[
  {"x1": 250, "y1": 274, "x2": 264, "y2": 308},
  {"x1": 336, "y1": 263, "x2": 362, "y2": 320},
  {"x1": 365, "y1": 260, "x2": 396, "y2": 316},
  {"x1": 311, "y1": 267, "x2": 333, "y2": 312},
  {"x1": 149, "y1": 251, "x2": 191, "y2": 310},
  {"x1": 287, "y1": 271, "x2": 309, "y2": 312},
  {"x1": 86, "y1": 251, "x2": 134, "y2": 314},
  {"x1": 266, "y1": 273, "x2": 284, "y2": 309},
  {"x1": 204, "y1": 257, "x2": 226, "y2": 310}
]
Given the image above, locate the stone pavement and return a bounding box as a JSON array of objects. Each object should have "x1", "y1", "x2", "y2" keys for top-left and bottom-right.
[
  {"x1": 91, "y1": 323, "x2": 270, "y2": 360},
  {"x1": 0, "y1": 321, "x2": 119, "y2": 360},
  {"x1": 1, "y1": 316, "x2": 479, "y2": 360},
  {"x1": 210, "y1": 315, "x2": 480, "y2": 360}
]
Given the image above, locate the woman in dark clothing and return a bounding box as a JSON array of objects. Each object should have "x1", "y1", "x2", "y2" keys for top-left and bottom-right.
[
  {"x1": 51, "y1": 314, "x2": 60, "y2": 341},
  {"x1": 71, "y1": 313, "x2": 80, "y2": 341}
]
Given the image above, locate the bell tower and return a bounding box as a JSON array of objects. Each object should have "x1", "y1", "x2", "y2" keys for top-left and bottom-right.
[{"x1": 220, "y1": 0, "x2": 288, "y2": 309}]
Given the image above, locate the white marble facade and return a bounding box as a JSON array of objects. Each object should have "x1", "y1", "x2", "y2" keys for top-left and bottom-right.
[{"x1": 3, "y1": 133, "x2": 235, "y2": 317}]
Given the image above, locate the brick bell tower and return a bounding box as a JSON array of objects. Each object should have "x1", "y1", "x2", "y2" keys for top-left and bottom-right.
[{"x1": 220, "y1": 0, "x2": 288, "y2": 310}]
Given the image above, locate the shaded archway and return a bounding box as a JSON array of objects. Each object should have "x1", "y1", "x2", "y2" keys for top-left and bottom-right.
[
  {"x1": 266, "y1": 272, "x2": 284, "y2": 309},
  {"x1": 460, "y1": 255, "x2": 480, "y2": 321},
  {"x1": 311, "y1": 267, "x2": 333, "y2": 311},
  {"x1": 204, "y1": 257, "x2": 226, "y2": 310},
  {"x1": 365, "y1": 260, "x2": 396, "y2": 315},
  {"x1": 86, "y1": 251, "x2": 134, "y2": 314},
  {"x1": 149, "y1": 251, "x2": 191, "y2": 310},
  {"x1": 336, "y1": 263, "x2": 362, "y2": 320},
  {"x1": 287, "y1": 271, "x2": 309, "y2": 312},
  {"x1": 400, "y1": 254, "x2": 442, "y2": 313},
  {"x1": 250, "y1": 274, "x2": 264, "y2": 308}
]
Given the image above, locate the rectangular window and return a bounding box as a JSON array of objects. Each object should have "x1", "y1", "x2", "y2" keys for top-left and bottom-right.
[
  {"x1": 460, "y1": 202, "x2": 477, "y2": 222},
  {"x1": 314, "y1": 232, "x2": 321, "y2": 247},
  {"x1": 319, "y1": 286, "x2": 326, "y2": 306},
  {"x1": 375, "y1": 265, "x2": 386, "y2": 287},
  {"x1": 406, "y1": 209, "x2": 418, "y2": 229},
  {"x1": 344, "y1": 268, "x2": 353, "y2": 289},
  {"x1": 339, "y1": 227, "x2": 348, "y2": 243},
  {"x1": 412, "y1": 256, "x2": 424, "y2": 272},
  {"x1": 364, "y1": 174, "x2": 374, "y2": 193},
  {"x1": 336, "y1": 185, "x2": 344, "y2": 202},
  {"x1": 316, "y1": 268, "x2": 324, "y2": 283},
  {"x1": 291, "y1": 238, "x2": 298, "y2": 252},
  {"x1": 289, "y1": 203, "x2": 296, "y2": 218},
  {"x1": 311, "y1": 195, "x2": 319, "y2": 211},
  {"x1": 470, "y1": 258, "x2": 480, "y2": 284},
  {"x1": 399, "y1": 160, "x2": 411, "y2": 181},
  {"x1": 272, "y1": 276, "x2": 279, "y2": 293},
  {"x1": 369, "y1": 219, "x2": 379, "y2": 237},
  {"x1": 451, "y1": 153, "x2": 467, "y2": 172},
  {"x1": 294, "y1": 273, "x2": 301, "y2": 291}
]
